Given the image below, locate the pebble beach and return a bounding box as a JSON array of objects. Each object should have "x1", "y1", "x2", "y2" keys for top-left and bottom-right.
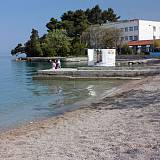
[{"x1": 0, "y1": 75, "x2": 160, "y2": 160}]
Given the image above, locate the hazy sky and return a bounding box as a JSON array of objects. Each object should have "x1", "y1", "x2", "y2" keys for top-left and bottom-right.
[{"x1": 0, "y1": 0, "x2": 160, "y2": 54}]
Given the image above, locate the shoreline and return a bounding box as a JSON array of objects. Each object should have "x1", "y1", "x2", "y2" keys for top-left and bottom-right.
[
  {"x1": 0, "y1": 77, "x2": 142, "y2": 135},
  {"x1": 0, "y1": 75, "x2": 159, "y2": 159},
  {"x1": 0, "y1": 78, "x2": 128, "y2": 133}
]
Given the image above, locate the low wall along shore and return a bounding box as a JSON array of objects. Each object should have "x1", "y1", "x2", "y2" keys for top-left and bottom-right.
[
  {"x1": 18, "y1": 57, "x2": 87, "y2": 62},
  {"x1": 30, "y1": 57, "x2": 160, "y2": 80},
  {"x1": 33, "y1": 66, "x2": 160, "y2": 80}
]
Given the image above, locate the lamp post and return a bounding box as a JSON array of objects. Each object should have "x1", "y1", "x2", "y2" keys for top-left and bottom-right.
[{"x1": 149, "y1": 25, "x2": 156, "y2": 52}]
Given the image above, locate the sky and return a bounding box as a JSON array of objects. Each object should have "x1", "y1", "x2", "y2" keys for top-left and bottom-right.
[{"x1": 0, "y1": 0, "x2": 160, "y2": 54}]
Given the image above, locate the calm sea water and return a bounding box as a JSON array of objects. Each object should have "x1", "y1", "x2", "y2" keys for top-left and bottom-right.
[{"x1": 0, "y1": 55, "x2": 124, "y2": 130}]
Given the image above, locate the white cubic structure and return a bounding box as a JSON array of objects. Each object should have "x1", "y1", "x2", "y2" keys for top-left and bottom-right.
[
  {"x1": 87, "y1": 49, "x2": 116, "y2": 67},
  {"x1": 101, "y1": 49, "x2": 116, "y2": 66},
  {"x1": 103, "y1": 19, "x2": 160, "y2": 43},
  {"x1": 87, "y1": 49, "x2": 94, "y2": 66}
]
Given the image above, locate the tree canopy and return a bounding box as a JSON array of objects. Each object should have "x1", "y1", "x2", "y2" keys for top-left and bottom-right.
[
  {"x1": 11, "y1": 4, "x2": 120, "y2": 57},
  {"x1": 25, "y1": 29, "x2": 43, "y2": 57},
  {"x1": 81, "y1": 26, "x2": 122, "y2": 49}
]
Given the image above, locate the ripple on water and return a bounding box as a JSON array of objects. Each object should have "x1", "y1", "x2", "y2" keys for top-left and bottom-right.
[{"x1": 0, "y1": 56, "x2": 125, "y2": 130}]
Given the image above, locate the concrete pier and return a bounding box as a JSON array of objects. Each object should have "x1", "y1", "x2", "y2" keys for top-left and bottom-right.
[{"x1": 33, "y1": 66, "x2": 160, "y2": 80}]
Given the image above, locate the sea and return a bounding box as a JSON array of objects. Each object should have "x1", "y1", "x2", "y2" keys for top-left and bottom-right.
[{"x1": 0, "y1": 54, "x2": 125, "y2": 131}]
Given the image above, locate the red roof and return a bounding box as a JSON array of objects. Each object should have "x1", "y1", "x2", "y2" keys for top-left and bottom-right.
[{"x1": 128, "y1": 40, "x2": 153, "y2": 46}]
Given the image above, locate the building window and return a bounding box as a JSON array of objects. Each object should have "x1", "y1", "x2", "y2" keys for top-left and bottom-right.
[
  {"x1": 125, "y1": 36, "x2": 128, "y2": 41},
  {"x1": 134, "y1": 35, "x2": 138, "y2": 41},
  {"x1": 134, "y1": 26, "x2": 138, "y2": 31},
  {"x1": 121, "y1": 37, "x2": 124, "y2": 41},
  {"x1": 120, "y1": 28, "x2": 124, "y2": 32},
  {"x1": 129, "y1": 27, "x2": 133, "y2": 31},
  {"x1": 125, "y1": 27, "x2": 128, "y2": 32},
  {"x1": 153, "y1": 26, "x2": 156, "y2": 32},
  {"x1": 129, "y1": 36, "x2": 133, "y2": 41}
]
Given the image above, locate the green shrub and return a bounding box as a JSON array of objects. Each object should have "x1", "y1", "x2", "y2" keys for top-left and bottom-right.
[{"x1": 121, "y1": 44, "x2": 133, "y2": 55}]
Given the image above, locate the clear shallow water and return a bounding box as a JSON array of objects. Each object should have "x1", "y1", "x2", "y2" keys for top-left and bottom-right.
[{"x1": 0, "y1": 55, "x2": 125, "y2": 130}]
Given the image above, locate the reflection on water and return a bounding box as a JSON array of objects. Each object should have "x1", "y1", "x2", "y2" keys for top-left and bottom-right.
[
  {"x1": 31, "y1": 79, "x2": 124, "y2": 115},
  {"x1": 86, "y1": 85, "x2": 96, "y2": 96},
  {"x1": 0, "y1": 56, "x2": 125, "y2": 130}
]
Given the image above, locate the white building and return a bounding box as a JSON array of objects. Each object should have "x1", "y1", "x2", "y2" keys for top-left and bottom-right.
[
  {"x1": 103, "y1": 19, "x2": 160, "y2": 43},
  {"x1": 88, "y1": 49, "x2": 116, "y2": 67}
]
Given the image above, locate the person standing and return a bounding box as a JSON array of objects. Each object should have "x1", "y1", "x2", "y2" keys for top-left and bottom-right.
[
  {"x1": 52, "y1": 60, "x2": 56, "y2": 70},
  {"x1": 57, "y1": 59, "x2": 61, "y2": 69},
  {"x1": 55, "y1": 59, "x2": 61, "y2": 69}
]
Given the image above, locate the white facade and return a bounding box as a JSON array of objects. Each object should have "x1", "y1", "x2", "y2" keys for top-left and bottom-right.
[
  {"x1": 139, "y1": 20, "x2": 160, "y2": 40},
  {"x1": 87, "y1": 49, "x2": 94, "y2": 66},
  {"x1": 103, "y1": 19, "x2": 160, "y2": 43},
  {"x1": 87, "y1": 49, "x2": 116, "y2": 67},
  {"x1": 100, "y1": 49, "x2": 115, "y2": 66}
]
